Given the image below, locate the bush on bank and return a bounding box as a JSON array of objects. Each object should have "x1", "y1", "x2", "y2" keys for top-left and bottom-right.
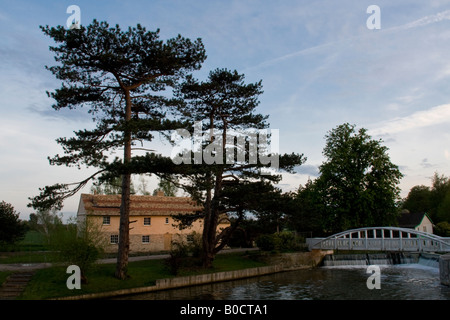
[{"x1": 256, "y1": 231, "x2": 305, "y2": 252}]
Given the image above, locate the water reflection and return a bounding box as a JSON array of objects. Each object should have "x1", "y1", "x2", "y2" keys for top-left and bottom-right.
[{"x1": 116, "y1": 265, "x2": 450, "y2": 300}]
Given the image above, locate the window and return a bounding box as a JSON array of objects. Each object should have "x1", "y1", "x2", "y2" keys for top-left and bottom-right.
[
  {"x1": 142, "y1": 235, "x2": 150, "y2": 243},
  {"x1": 144, "y1": 217, "x2": 151, "y2": 226},
  {"x1": 110, "y1": 234, "x2": 119, "y2": 244},
  {"x1": 103, "y1": 216, "x2": 111, "y2": 225},
  {"x1": 165, "y1": 217, "x2": 169, "y2": 224}
]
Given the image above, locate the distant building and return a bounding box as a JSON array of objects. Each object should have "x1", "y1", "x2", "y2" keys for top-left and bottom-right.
[
  {"x1": 77, "y1": 192, "x2": 229, "y2": 252},
  {"x1": 398, "y1": 210, "x2": 434, "y2": 234}
]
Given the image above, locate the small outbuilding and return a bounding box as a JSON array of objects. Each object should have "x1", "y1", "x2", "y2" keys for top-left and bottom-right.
[{"x1": 398, "y1": 210, "x2": 434, "y2": 234}]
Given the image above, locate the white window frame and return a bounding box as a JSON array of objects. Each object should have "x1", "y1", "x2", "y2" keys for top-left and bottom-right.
[
  {"x1": 103, "y1": 216, "x2": 111, "y2": 225},
  {"x1": 110, "y1": 234, "x2": 119, "y2": 244},
  {"x1": 165, "y1": 217, "x2": 169, "y2": 224},
  {"x1": 144, "y1": 217, "x2": 151, "y2": 226},
  {"x1": 142, "y1": 235, "x2": 150, "y2": 244}
]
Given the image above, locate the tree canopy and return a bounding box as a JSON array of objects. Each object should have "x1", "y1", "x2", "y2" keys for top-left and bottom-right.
[
  {"x1": 0, "y1": 201, "x2": 26, "y2": 246},
  {"x1": 290, "y1": 123, "x2": 403, "y2": 235},
  {"x1": 167, "y1": 68, "x2": 305, "y2": 267},
  {"x1": 30, "y1": 20, "x2": 206, "y2": 212},
  {"x1": 402, "y1": 172, "x2": 450, "y2": 224}
]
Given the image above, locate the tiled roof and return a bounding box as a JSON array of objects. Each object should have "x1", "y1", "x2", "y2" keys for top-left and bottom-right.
[
  {"x1": 79, "y1": 193, "x2": 202, "y2": 216},
  {"x1": 398, "y1": 211, "x2": 429, "y2": 228}
]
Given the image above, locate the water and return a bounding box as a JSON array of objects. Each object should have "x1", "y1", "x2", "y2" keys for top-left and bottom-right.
[
  {"x1": 322, "y1": 252, "x2": 440, "y2": 268},
  {"x1": 118, "y1": 262, "x2": 450, "y2": 300}
]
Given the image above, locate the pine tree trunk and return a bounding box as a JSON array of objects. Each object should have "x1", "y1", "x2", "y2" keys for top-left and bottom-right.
[
  {"x1": 202, "y1": 184, "x2": 213, "y2": 268},
  {"x1": 201, "y1": 172, "x2": 223, "y2": 269},
  {"x1": 115, "y1": 89, "x2": 132, "y2": 280},
  {"x1": 115, "y1": 173, "x2": 131, "y2": 279}
]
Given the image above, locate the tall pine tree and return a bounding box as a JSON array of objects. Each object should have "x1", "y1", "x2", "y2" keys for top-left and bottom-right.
[
  {"x1": 29, "y1": 20, "x2": 206, "y2": 279},
  {"x1": 170, "y1": 69, "x2": 304, "y2": 267}
]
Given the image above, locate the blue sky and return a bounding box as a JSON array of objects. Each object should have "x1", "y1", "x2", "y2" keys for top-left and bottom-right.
[{"x1": 2, "y1": 0, "x2": 450, "y2": 220}]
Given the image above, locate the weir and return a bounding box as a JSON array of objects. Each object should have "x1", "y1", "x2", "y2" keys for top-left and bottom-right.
[{"x1": 322, "y1": 252, "x2": 440, "y2": 268}]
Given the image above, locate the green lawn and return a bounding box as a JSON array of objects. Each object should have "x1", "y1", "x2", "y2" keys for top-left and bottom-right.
[
  {"x1": 0, "y1": 271, "x2": 12, "y2": 286},
  {"x1": 0, "y1": 251, "x2": 59, "y2": 264},
  {"x1": 0, "y1": 231, "x2": 50, "y2": 253},
  {"x1": 19, "y1": 252, "x2": 266, "y2": 300}
]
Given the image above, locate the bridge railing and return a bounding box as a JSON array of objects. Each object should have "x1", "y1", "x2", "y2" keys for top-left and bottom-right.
[{"x1": 306, "y1": 227, "x2": 450, "y2": 252}]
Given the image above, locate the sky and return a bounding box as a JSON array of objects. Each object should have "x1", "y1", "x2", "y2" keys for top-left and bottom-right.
[{"x1": 1, "y1": 0, "x2": 450, "y2": 220}]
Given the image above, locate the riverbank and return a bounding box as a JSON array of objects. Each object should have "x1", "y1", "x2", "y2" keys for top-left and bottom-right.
[
  {"x1": 0, "y1": 249, "x2": 333, "y2": 300},
  {"x1": 52, "y1": 250, "x2": 332, "y2": 300},
  {"x1": 12, "y1": 249, "x2": 261, "y2": 299}
]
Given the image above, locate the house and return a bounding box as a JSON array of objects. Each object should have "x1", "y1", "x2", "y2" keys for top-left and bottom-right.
[
  {"x1": 76, "y1": 192, "x2": 229, "y2": 253},
  {"x1": 398, "y1": 210, "x2": 434, "y2": 234}
]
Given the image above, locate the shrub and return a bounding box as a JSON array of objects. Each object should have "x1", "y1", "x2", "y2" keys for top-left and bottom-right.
[
  {"x1": 49, "y1": 219, "x2": 106, "y2": 283},
  {"x1": 164, "y1": 233, "x2": 203, "y2": 275},
  {"x1": 164, "y1": 239, "x2": 190, "y2": 275},
  {"x1": 255, "y1": 234, "x2": 280, "y2": 252},
  {"x1": 256, "y1": 231, "x2": 303, "y2": 252},
  {"x1": 0, "y1": 201, "x2": 26, "y2": 248},
  {"x1": 435, "y1": 221, "x2": 450, "y2": 237},
  {"x1": 188, "y1": 232, "x2": 203, "y2": 258}
]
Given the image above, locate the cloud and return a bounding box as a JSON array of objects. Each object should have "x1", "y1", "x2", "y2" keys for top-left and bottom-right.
[
  {"x1": 387, "y1": 9, "x2": 450, "y2": 32},
  {"x1": 29, "y1": 105, "x2": 93, "y2": 123},
  {"x1": 294, "y1": 164, "x2": 319, "y2": 177},
  {"x1": 246, "y1": 41, "x2": 334, "y2": 71},
  {"x1": 369, "y1": 104, "x2": 450, "y2": 136},
  {"x1": 247, "y1": 9, "x2": 450, "y2": 72},
  {"x1": 420, "y1": 158, "x2": 435, "y2": 169}
]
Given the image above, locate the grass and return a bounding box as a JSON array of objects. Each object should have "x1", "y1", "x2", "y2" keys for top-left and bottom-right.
[
  {"x1": 0, "y1": 251, "x2": 60, "y2": 264},
  {"x1": 0, "y1": 271, "x2": 12, "y2": 286},
  {"x1": 19, "y1": 251, "x2": 267, "y2": 300},
  {"x1": 0, "y1": 231, "x2": 59, "y2": 264},
  {"x1": 2, "y1": 231, "x2": 267, "y2": 299},
  {"x1": 0, "y1": 231, "x2": 51, "y2": 253}
]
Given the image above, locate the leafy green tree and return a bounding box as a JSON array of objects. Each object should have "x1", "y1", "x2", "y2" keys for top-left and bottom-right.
[
  {"x1": 29, "y1": 20, "x2": 206, "y2": 279},
  {"x1": 28, "y1": 208, "x2": 63, "y2": 244},
  {"x1": 435, "y1": 221, "x2": 450, "y2": 237},
  {"x1": 168, "y1": 68, "x2": 305, "y2": 267},
  {"x1": 249, "y1": 185, "x2": 293, "y2": 234},
  {"x1": 402, "y1": 172, "x2": 450, "y2": 224},
  {"x1": 402, "y1": 185, "x2": 432, "y2": 216},
  {"x1": 315, "y1": 123, "x2": 403, "y2": 233},
  {"x1": 287, "y1": 179, "x2": 327, "y2": 236},
  {"x1": 430, "y1": 172, "x2": 450, "y2": 223},
  {"x1": 153, "y1": 177, "x2": 178, "y2": 196},
  {"x1": 0, "y1": 201, "x2": 26, "y2": 246},
  {"x1": 437, "y1": 189, "x2": 450, "y2": 222}
]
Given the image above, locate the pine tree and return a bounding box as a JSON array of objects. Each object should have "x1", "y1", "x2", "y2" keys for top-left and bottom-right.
[
  {"x1": 28, "y1": 20, "x2": 206, "y2": 279},
  {"x1": 170, "y1": 69, "x2": 305, "y2": 267}
]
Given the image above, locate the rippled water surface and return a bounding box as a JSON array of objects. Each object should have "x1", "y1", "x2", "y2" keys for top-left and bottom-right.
[{"x1": 119, "y1": 264, "x2": 450, "y2": 300}]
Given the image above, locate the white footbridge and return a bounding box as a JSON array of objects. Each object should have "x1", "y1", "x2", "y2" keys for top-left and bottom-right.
[{"x1": 307, "y1": 227, "x2": 450, "y2": 252}]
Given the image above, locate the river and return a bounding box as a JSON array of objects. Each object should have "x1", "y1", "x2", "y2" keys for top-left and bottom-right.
[{"x1": 117, "y1": 263, "x2": 450, "y2": 300}]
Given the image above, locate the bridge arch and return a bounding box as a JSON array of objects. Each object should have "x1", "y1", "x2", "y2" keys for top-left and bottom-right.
[{"x1": 307, "y1": 227, "x2": 450, "y2": 252}]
